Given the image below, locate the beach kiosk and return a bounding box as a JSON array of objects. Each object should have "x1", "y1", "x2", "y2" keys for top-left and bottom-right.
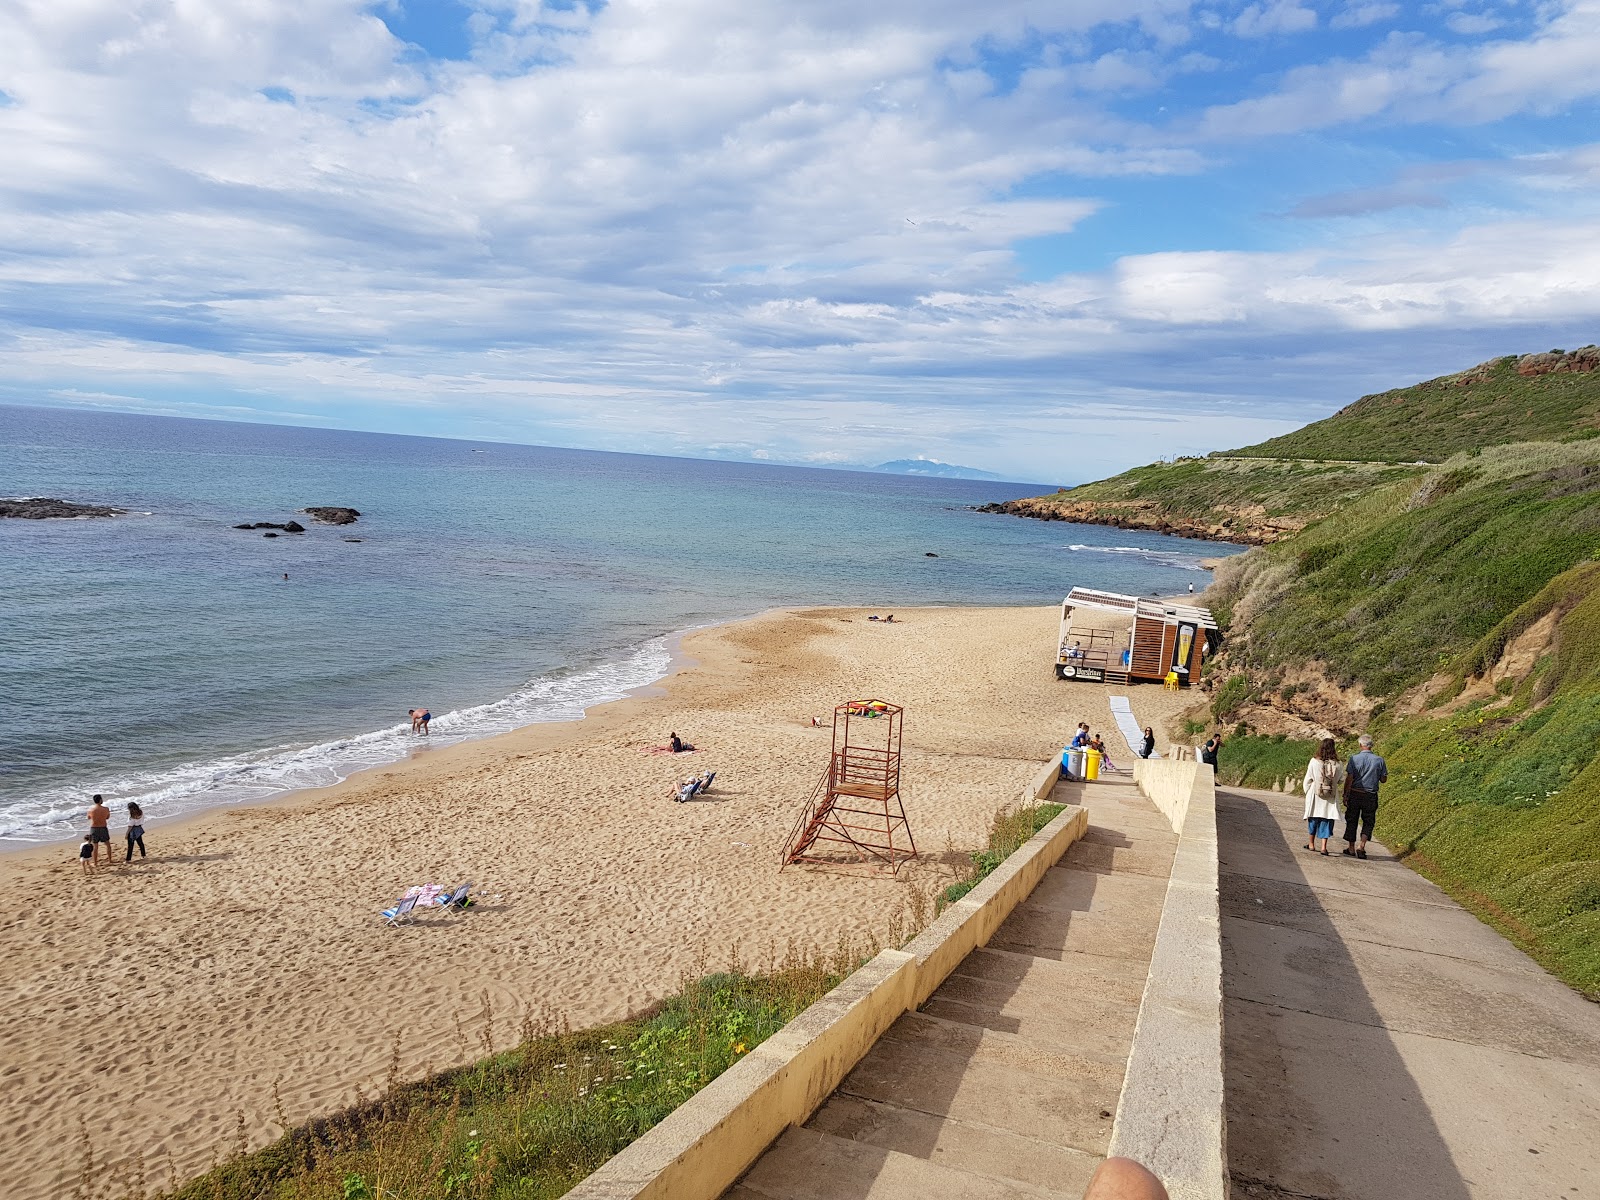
[{"x1": 1055, "y1": 587, "x2": 1218, "y2": 685}]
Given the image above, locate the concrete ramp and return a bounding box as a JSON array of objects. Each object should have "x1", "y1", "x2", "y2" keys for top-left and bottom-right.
[{"x1": 726, "y1": 779, "x2": 1177, "y2": 1199}]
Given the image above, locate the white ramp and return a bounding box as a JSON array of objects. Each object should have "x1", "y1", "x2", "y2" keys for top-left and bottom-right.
[{"x1": 1109, "y1": 695, "x2": 1158, "y2": 758}]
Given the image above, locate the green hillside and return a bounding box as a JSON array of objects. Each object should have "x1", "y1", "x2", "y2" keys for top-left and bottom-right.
[
  {"x1": 1227, "y1": 347, "x2": 1600, "y2": 463},
  {"x1": 983, "y1": 345, "x2": 1600, "y2": 544},
  {"x1": 1199, "y1": 441, "x2": 1600, "y2": 996}
]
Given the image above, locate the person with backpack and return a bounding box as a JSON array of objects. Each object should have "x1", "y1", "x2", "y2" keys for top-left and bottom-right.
[{"x1": 1302, "y1": 738, "x2": 1343, "y2": 855}]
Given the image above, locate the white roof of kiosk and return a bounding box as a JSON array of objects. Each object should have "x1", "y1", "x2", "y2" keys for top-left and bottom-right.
[{"x1": 1064, "y1": 587, "x2": 1219, "y2": 631}]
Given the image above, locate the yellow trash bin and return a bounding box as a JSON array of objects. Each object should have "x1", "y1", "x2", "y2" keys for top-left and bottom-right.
[{"x1": 1083, "y1": 748, "x2": 1102, "y2": 781}]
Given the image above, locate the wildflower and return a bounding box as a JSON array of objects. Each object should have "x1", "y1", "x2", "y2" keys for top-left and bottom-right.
[
  {"x1": 468, "y1": 1130, "x2": 478, "y2": 1138},
  {"x1": 733, "y1": 1042, "x2": 748, "y2": 1054}
]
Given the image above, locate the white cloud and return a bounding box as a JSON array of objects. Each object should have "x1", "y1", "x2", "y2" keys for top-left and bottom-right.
[
  {"x1": 1329, "y1": 3, "x2": 1400, "y2": 31},
  {"x1": 1233, "y1": 1, "x2": 1319, "y2": 38},
  {"x1": 0, "y1": 0, "x2": 1597, "y2": 479}
]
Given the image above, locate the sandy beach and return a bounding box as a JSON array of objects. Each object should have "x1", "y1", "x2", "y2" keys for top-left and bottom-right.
[{"x1": 0, "y1": 605, "x2": 1198, "y2": 1197}]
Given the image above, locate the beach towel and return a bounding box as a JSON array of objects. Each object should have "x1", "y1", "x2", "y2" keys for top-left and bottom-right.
[
  {"x1": 1109, "y1": 696, "x2": 1159, "y2": 759},
  {"x1": 643, "y1": 744, "x2": 698, "y2": 756}
]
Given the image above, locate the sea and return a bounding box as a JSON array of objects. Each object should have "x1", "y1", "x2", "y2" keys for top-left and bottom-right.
[{"x1": 0, "y1": 404, "x2": 1243, "y2": 844}]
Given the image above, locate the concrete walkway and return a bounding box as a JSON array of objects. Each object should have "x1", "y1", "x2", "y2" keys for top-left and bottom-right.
[
  {"x1": 1218, "y1": 786, "x2": 1600, "y2": 1200},
  {"x1": 725, "y1": 778, "x2": 1176, "y2": 1199}
]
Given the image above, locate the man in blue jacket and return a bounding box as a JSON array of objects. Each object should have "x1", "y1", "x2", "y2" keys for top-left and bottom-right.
[{"x1": 1342, "y1": 734, "x2": 1388, "y2": 860}]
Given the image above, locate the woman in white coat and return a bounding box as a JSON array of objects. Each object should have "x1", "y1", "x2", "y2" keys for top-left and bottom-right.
[{"x1": 1302, "y1": 737, "x2": 1343, "y2": 855}]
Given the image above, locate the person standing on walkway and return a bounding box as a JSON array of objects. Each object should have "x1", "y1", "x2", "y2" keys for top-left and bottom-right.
[
  {"x1": 125, "y1": 802, "x2": 146, "y2": 863},
  {"x1": 1302, "y1": 738, "x2": 1343, "y2": 855},
  {"x1": 1201, "y1": 733, "x2": 1222, "y2": 771},
  {"x1": 87, "y1": 794, "x2": 112, "y2": 868},
  {"x1": 1342, "y1": 733, "x2": 1387, "y2": 859},
  {"x1": 1140, "y1": 726, "x2": 1156, "y2": 759}
]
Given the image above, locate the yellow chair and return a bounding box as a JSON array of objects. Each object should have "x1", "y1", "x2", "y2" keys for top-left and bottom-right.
[{"x1": 1163, "y1": 671, "x2": 1180, "y2": 691}]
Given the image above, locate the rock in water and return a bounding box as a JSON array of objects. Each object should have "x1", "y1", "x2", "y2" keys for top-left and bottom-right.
[
  {"x1": 235, "y1": 521, "x2": 306, "y2": 533},
  {"x1": 1, "y1": 497, "x2": 126, "y2": 519},
  {"x1": 263, "y1": 532, "x2": 279, "y2": 538},
  {"x1": 301, "y1": 506, "x2": 360, "y2": 525},
  {"x1": 925, "y1": 551, "x2": 939, "y2": 557}
]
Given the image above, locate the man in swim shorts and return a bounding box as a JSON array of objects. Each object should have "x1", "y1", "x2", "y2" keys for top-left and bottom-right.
[{"x1": 87, "y1": 794, "x2": 112, "y2": 867}]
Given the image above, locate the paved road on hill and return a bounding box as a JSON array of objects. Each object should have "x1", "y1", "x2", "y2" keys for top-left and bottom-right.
[{"x1": 1217, "y1": 785, "x2": 1600, "y2": 1200}]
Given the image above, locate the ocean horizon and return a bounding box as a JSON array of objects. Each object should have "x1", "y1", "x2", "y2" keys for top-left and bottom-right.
[{"x1": 1, "y1": 403, "x2": 1243, "y2": 844}]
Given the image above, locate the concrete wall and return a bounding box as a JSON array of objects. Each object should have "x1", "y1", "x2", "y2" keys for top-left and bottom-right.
[
  {"x1": 564, "y1": 796, "x2": 1089, "y2": 1200},
  {"x1": 1113, "y1": 759, "x2": 1229, "y2": 1200}
]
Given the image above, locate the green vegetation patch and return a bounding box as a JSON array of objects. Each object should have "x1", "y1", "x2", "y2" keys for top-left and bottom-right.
[
  {"x1": 154, "y1": 965, "x2": 843, "y2": 1200},
  {"x1": 1210, "y1": 733, "x2": 1323, "y2": 791},
  {"x1": 939, "y1": 801, "x2": 1065, "y2": 909},
  {"x1": 1229, "y1": 350, "x2": 1600, "y2": 463},
  {"x1": 1055, "y1": 455, "x2": 1421, "y2": 525},
  {"x1": 1213, "y1": 443, "x2": 1600, "y2": 696}
]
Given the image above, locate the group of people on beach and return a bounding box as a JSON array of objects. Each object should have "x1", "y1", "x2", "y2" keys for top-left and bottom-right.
[
  {"x1": 78, "y1": 794, "x2": 146, "y2": 873},
  {"x1": 1300, "y1": 734, "x2": 1388, "y2": 858}
]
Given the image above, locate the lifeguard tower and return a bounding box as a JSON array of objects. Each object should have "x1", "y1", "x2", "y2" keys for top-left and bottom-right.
[{"x1": 782, "y1": 699, "x2": 916, "y2": 872}]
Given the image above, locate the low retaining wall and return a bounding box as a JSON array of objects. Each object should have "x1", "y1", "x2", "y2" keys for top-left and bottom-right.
[
  {"x1": 1113, "y1": 759, "x2": 1228, "y2": 1200},
  {"x1": 565, "y1": 794, "x2": 1088, "y2": 1200}
]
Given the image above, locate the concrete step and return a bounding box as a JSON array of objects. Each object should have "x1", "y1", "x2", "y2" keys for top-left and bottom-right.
[
  {"x1": 837, "y1": 1011, "x2": 1124, "y2": 1154},
  {"x1": 731, "y1": 1126, "x2": 1078, "y2": 1200},
  {"x1": 809, "y1": 1094, "x2": 1102, "y2": 1197}
]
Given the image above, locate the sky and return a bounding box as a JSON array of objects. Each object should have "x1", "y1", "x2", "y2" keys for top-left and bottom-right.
[{"x1": 2, "y1": 1, "x2": 1599, "y2": 484}]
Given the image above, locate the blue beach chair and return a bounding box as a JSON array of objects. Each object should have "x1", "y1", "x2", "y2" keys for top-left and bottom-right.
[{"x1": 381, "y1": 894, "x2": 419, "y2": 927}]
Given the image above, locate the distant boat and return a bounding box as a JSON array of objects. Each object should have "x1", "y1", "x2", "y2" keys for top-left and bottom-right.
[{"x1": 471, "y1": 449, "x2": 486, "y2": 453}]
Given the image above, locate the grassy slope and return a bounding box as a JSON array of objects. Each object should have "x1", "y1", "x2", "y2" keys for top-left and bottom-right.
[
  {"x1": 1044, "y1": 456, "x2": 1420, "y2": 525},
  {"x1": 1203, "y1": 442, "x2": 1600, "y2": 996},
  {"x1": 1229, "y1": 349, "x2": 1600, "y2": 463},
  {"x1": 995, "y1": 347, "x2": 1600, "y2": 542}
]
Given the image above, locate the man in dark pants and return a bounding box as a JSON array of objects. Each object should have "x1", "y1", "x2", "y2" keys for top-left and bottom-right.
[{"x1": 1342, "y1": 733, "x2": 1387, "y2": 859}]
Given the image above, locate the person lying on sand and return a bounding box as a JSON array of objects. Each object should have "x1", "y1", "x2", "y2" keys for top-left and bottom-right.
[{"x1": 669, "y1": 731, "x2": 695, "y2": 753}]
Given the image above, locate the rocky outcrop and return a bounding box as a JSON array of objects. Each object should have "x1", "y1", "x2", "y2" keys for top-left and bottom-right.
[
  {"x1": 1515, "y1": 346, "x2": 1600, "y2": 378},
  {"x1": 0, "y1": 497, "x2": 126, "y2": 519},
  {"x1": 301, "y1": 506, "x2": 360, "y2": 525},
  {"x1": 234, "y1": 521, "x2": 306, "y2": 533},
  {"x1": 975, "y1": 497, "x2": 1300, "y2": 546}
]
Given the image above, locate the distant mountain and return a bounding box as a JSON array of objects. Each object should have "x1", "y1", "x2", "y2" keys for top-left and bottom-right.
[{"x1": 873, "y1": 458, "x2": 1001, "y2": 480}]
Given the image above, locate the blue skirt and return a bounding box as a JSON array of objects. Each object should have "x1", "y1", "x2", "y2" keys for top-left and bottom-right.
[{"x1": 1307, "y1": 817, "x2": 1334, "y2": 839}]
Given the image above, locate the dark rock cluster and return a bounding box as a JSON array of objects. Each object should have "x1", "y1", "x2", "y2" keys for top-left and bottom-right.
[
  {"x1": 234, "y1": 521, "x2": 306, "y2": 534},
  {"x1": 0, "y1": 497, "x2": 126, "y2": 519},
  {"x1": 301, "y1": 507, "x2": 361, "y2": 525}
]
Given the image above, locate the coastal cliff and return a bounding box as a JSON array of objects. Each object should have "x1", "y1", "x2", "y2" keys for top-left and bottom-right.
[{"x1": 977, "y1": 492, "x2": 1308, "y2": 545}]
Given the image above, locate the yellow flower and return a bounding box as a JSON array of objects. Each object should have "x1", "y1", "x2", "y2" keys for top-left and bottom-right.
[{"x1": 733, "y1": 1042, "x2": 747, "y2": 1054}]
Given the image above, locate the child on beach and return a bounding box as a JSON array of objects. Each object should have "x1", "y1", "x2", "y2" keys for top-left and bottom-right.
[{"x1": 78, "y1": 836, "x2": 95, "y2": 875}]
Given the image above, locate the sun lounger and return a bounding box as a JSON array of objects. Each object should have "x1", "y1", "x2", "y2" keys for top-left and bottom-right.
[
  {"x1": 694, "y1": 771, "x2": 717, "y2": 796},
  {"x1": 381, "y1": 894, "x2": 419, "y2": 927},
  {"x1": 422, "y1": 881, "x2": 473, "y2": 915}
]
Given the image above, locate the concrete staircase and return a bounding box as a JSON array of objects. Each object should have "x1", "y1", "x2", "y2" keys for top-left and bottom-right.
[{"x1": 726, "y1": 778, "x2": 1177, "y2": 1199}]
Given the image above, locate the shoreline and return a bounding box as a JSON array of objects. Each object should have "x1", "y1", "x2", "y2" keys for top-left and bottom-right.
[
  {"x1": 0, "y1": 604, "x2": 1206, "y2": 1198},
  {"x1": 0, "y1": 614, "x2": 739, "y2": 855}
]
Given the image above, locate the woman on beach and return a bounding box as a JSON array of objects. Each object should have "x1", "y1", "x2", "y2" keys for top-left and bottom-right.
[
  {"x1": 125, "y1": 802, "x2": 146, "y2": 863},
  {"x1": 1302, "y1": 738, "x2": 1343, "y2": 855},
  {"x1": 1140, "y1": 727, "x2": 1156, "y2": 759}
]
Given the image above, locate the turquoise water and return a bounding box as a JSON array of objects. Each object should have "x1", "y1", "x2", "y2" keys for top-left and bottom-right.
[{"x1": 0, "y1": 404, "x2": 1241, "y2": 841}]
